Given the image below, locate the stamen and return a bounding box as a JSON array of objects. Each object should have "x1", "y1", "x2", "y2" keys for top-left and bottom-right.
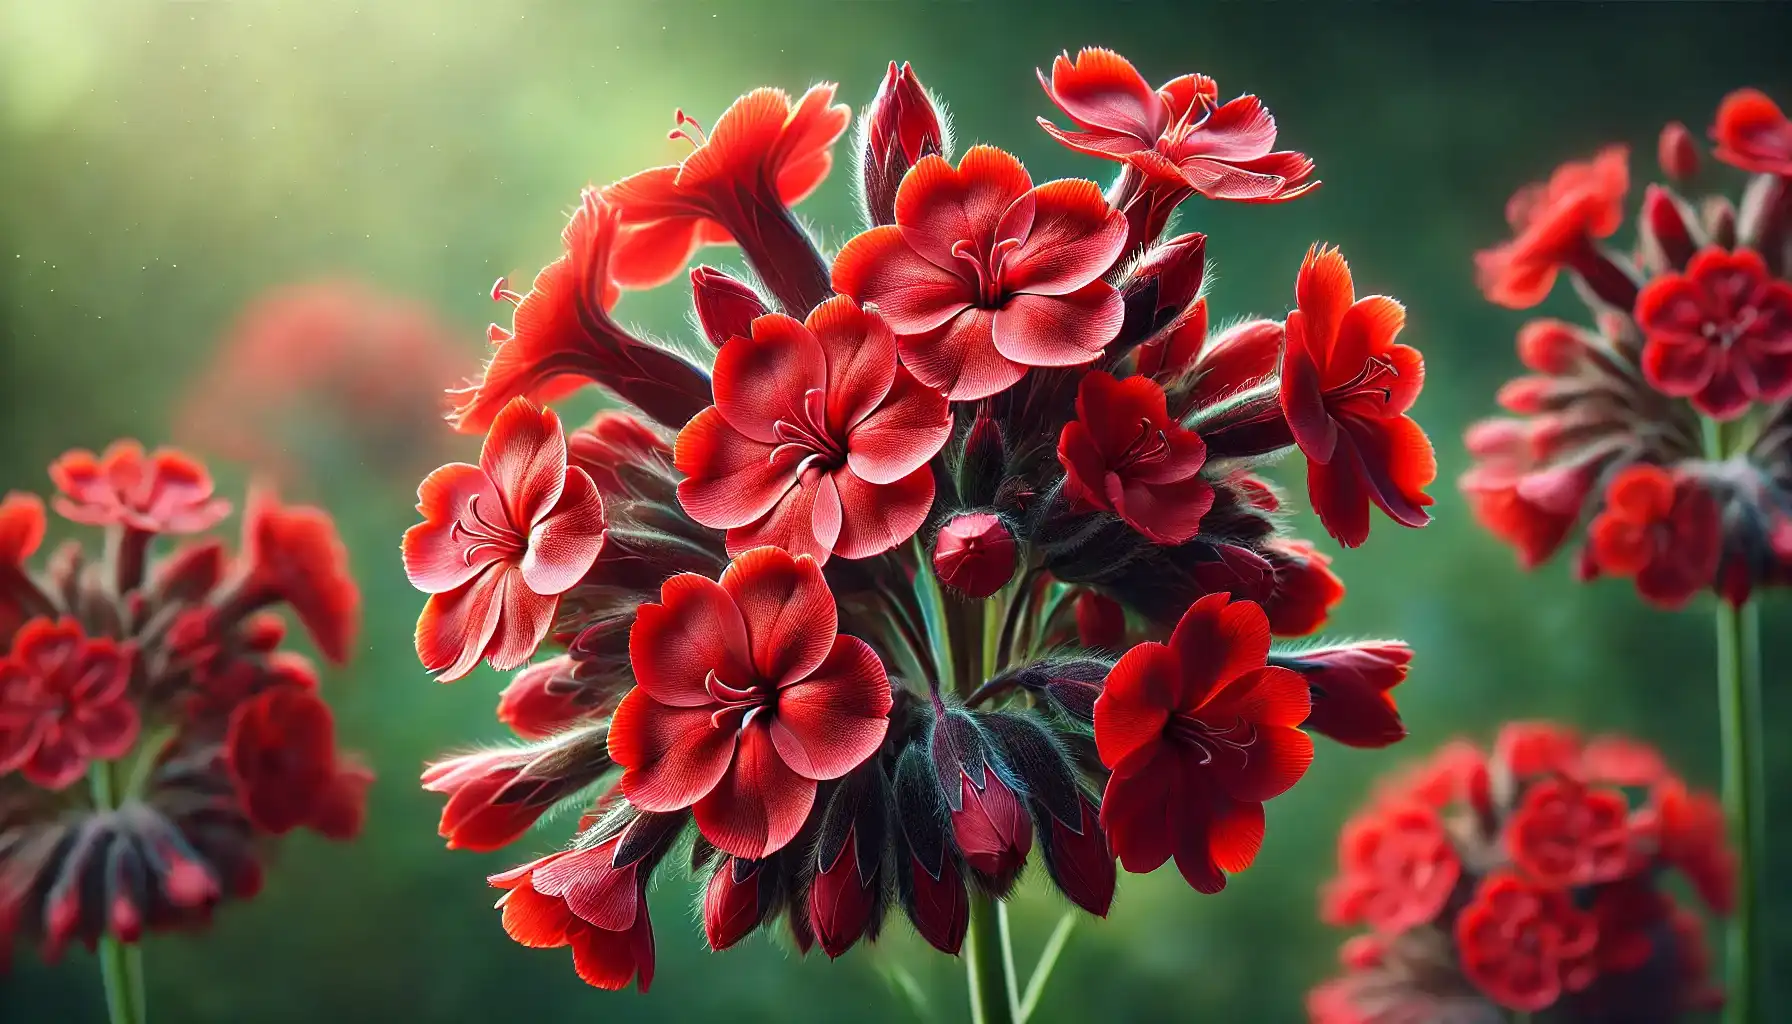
[
  {"x1": 490, "y1": 277, "x2": 525, "y2": 306},
  {"x1": 667, "y1": 108, "x2": 709, "y2": 149}
]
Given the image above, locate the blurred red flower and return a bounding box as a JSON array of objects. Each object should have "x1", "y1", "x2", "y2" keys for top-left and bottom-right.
[{"x1": 0, "y1": 618, "x2": 138, "y2": 790}]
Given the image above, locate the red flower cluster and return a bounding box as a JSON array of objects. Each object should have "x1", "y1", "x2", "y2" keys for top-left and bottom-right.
[
  {"x1": 0, "y1": 443, "x2": 368, "y2": 965},
  {"x1": 1464, "y1": 87, "x2": 1792, "y2": 608},
  {"x1": 409, "y1": 47, "x2": 1427, "y2": 994},
  {"x1": 1312, "y1": 724, "x2": 1730, "y2": 1021}
]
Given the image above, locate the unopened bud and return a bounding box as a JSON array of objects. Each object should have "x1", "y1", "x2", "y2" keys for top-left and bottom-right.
[
  {"x1": 931, "y1": 513, "x2": 1017, "y2": 599},
  {"x1": 1657, "y1": 121, "x2": 1700, "y2": 182},
  {"x1": 691, "y1": 266, "x2": 767, "y2": 347},
  {"x1": 862, "y1": 61, "x2": 945, "y2": 225}
]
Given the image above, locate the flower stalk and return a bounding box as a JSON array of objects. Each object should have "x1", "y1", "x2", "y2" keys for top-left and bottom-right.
[{"x1": 88, "y1": 761, "x2": 147, "y2": 1024}]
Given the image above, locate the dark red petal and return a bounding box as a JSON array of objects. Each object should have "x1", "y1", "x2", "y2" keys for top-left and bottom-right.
[
  {"x1": 628, "y1": 572, "x2": 751, "y2": 707},
  {"x1": 1112, "y1": 472, "x2": 1214, "y2": 546},
  {"x1": 609, "y1": 690, "x2": 737, "y2": 811},
  {"x1": 693, "y1": 723, "x2": 816, "y2": 858},
  {"x1": 769, "y1": 634, "x2": 891, "y2": 780},
  {"x1": 1279, "y1": 313, "x2": 1338, "y2": 463},
  {"x1": 1170, "y1": 593, "x2": 1272, "y2": 708},
  {"x1": 1092, "y1": 642, "x2": 1177, "y2": 768},
  {"x1": 712, "y1": 313, "x2": 828, "y2": 444},
  {"x1": 1307, "y1": 441, "x2": 1374, "y2": 548},
  {"x1": 1099, "y1": 744, "x2": 1180, "y2": 875}
]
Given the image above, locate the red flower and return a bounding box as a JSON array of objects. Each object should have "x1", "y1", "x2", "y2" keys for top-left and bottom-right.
[
  {"x1": 1650, "y1": 777, "x2": 1735, "y2": 914},
  {"x1": 603, "y1": 85, "x2": 850, "y2": 292},
  {"x1": 1505, "y1": 777, "x2": 1632, "y2": 888},
  {"x1": 1586, "y1": 464, "x2": 1720, "y2": 609},
  {"x1": 1261, "y1": 538, "x2": 1345, "y2": 637},
  {"x1": 0, "y1": 618, "x2": 137, "y2": 790},
  {"x1": 675, "y1": 297, "x2": 948, "y2": 564},
  {"x1": 1474, "y1": 146, "x2": 1629, "y2": 309},
  {"x1": 1711, "y1": 88, "x2": 1792, "y2": 176},
  {"x1": 608, "y1": 546, "x2": 892, "y2": 858},
  {"x1": 497, "y1": 656, "x2": 591, "y2": 740},
  {"x1": 1635, "y1": 246, "x2": 1792, "y2": 419},
  {"x1": 1455, "y1": 871, "x2": 1598, "y2": 1013},
  {"x1": 226, "y1": 685, "x2": 340, "y2": 835},
  {"x1": 1094, "y1": 593, "x2": 1313, "y2": 892},
  {"x1": 0, "y1": 492, "x2": 44, "y2": 565},
  {"x1": 1074, "y1": 590, "x2": 1126, "y2": 650},
  {"x1": 1322, "y1": 798, "x2": 1459, "y2": 934},
  {"x1": 404, "y1": 398, "x2": 607, "y2": 682},
  {"x1": 1459, "y1": 418, "x2": 1584, "y2": 569},
  {"x1": 309, "y1": 758, "x2": 374, "y2": 841},
  {"x1": 1280, "y1": 245, "x2": 1434, "y2": 547},
  {"x1": 491, "y1": 837, "x2": 655, "y2": 992},
  {"x1": 238, "y1": 484, "x2": 362, "y2": 664},
  {"x1": 1037, "y1": 48, "x2": 1316, "y2": 204},
  {"x1": 421, "y1": 749, "x2": 551, "y2": 852},
  {"x1": 931, "y1": 513, "x2": 1017, "y2": 599},
  {"x1": 48, "y1": 440, "x2": 230, "y2": 534},
  {"x1": 1058, "y1": 371, "x2": 1214, "y2": 545},
  {"x1": 1294, "y1": 641, "x2": 1412, "y2": 750},
  {"x1": 449, "y1": 190, "x2": 713, "y2": 434},
  {"x1": 832, "y1": 145, "x2": 1128, "y2": 400}
]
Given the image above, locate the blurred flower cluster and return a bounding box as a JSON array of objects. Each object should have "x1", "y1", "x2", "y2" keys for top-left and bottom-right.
[
  {"x1": 0, "y1": 442, "x2": 366, "y2": 965},
  {"x1": 407, "y1": 48, "x2": 1432, "y2": 995},
  {"x1": 1310, "y1": 723, "x2": 1731, "y2": 1023},
  {"x1": 1464, "y1": 88, "x2": 1792, "y2": 608}
]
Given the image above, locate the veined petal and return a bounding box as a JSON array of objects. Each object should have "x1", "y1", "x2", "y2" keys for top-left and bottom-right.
[
  {"x1": 991, "y1": 285, "x2": 1122, "y2": 368},
  {"x1": 719, "y1": 545, "x2": 837, "y2": 687},
  {"x1": 769, "y1": 635, "x2": 891, "y2": 780}
]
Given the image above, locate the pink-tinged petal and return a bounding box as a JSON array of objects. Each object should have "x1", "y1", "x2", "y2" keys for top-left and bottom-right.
[
  {"x1": 769, "y1": 635, "x2": 891, "y2": 780},
  {"x1": 830, "y1": 227, "x2": 972, "y2": 335},
  {"x1": 629, "y1": 573, "x2": 751, "y2": 707},
  {"x1": 1294, "y1": 244, "x2": 1354, "y2": 368},
  {"x1": 832, "y1": 467, "x2": 934, "y2": 560},
  {"x1": 808, "y1": 296, "x2": 898, "y2": 434},
  {"x1": 992, "y1": 285, "x2": 1122, "y2": 368},
  {"x1": 894, "y1": 146, "x2": 1034, "y2": 269},
  {"x1": 522, "y1": 468, "x2": 606, "y2": 596},
  {"x1": 1328, "y1": 296, "x2": 1407, "y2": 392},
  {"x1": 1171, "y1": 593, "x2": 1270, "y2": 708},
  {"x1": 1178, "y1": 95, "x2": 1278, "y2": 162},
  {"x1": 724, "y1": 474, "x2": 840, "y2": 564},
  {"x1": 719, "y1": 545, "x2": 836, "y2": 687},
  {"x1": 1001, "y1": 180, "x2": 1128, "y2": 296},
  {"x1": 532, "y1": 849, "x2": 639, "y2": 933},
  {"x1": 675, "y1": 408, "x2": 794, "y2": 530},
  {"x1": 712, "y1": 314, "x2": 828, "y2": 444},
  {"x1": 899, "y1": 309, "x2": 1025, "y2": 402},
  {"x1": 69, "y1": 700, "x2": 139, "y2": 761},
  {"x1": 1093, "y1": 642, "x2": 1178, "y2": 768},
  {"x1": 694, "y1": 723, "x2": 816, "y2": 858},
  {"x1": 1100, "y1": 744, "x2": 1180, "y2": 874},
  {"x1": 1040, "y1": 48, "x2": 1164, "y2": 140},
  {"x1": 1205, "y1": 798, "x2": 1266, "y2": 877},
  {"x1": 485, "y1": 570, "x2": 560, "y2": 672},
  {"x1": 480, "y1": 399, "x2": 570, "y2": 529},
  {"x1": 416, "y1": 570, "x2": 504, "y2": 683},
  {"x1": 1111, "y1": 472, "x2": 1214, "y2": 546},
  {"x1": 1279, "y1": 314, "x2": 1338, "y2": 463},
  {"x1": 845, "y1": 366, "x2": 951, "y2": 485},
  {"x1": 609, "y1": 690, "x2": 737, "y2": 811},
  {"x1": 403, "y1": 464, "x2": 502, "y2": 594}
]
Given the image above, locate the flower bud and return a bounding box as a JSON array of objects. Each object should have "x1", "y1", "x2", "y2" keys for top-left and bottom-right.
[
  {"x1": 903, "y1": 852, "x2": 968, "y2": 954},
  {"x1": 950, "y1": 770, "x2": 1033, "y2": 890},
  {"x1": 956, "y1": 409, "x2": 1007, "y2": 507},
  {"x1": 1074, "y1": 590, "x2": 1126, "y2": 650},
  {"x1": 496, "y1": 655, "x2": 588, "y2": 740},
  {"x1": 567, "y1": 410, "x2": 670, "y2": 497},
  {"x1": 1276, "y1": 642, "x2": 1412, "y2": 748},
  {"x1": 1260, "y1": 538, "x2": 1345, "y2": 638},
  {"x1": 1703, "y1": 195, "x2": 1738, "y2": 249},
  {"x1": 862, "y1": 61, "x2": 945, "y2": 225},
  {"x1": 1657, "y1": 121, "x2": 1700, "y2": 182},
  {"x1": 1515, "y1": 319, "x2": 1589, "y2": 376},
  {"x1": 1040, "y1": 795, "x2": 1115, "y2": 917},
  {"x1": 931, "y1": 513, "x2": 1017, "y2": 598},
  {"x1": 690, "y1": 266, "x2": 767, "y2": 347},
  {"x1": 421, "y1": 749, "x2": 541, "y2": 852},
  {"x1": 809, "y1": 828, "x2": 876, "y2": 957},
  {"x1": 1638, "y1": 185, "x2": 1698, "y2": 274},
  {"x1": 1123, "y1": 232, "x2": 1207, "y2": 339},
  {"x1": 703, "y1": 856, "x2": 774, "y2": 951}
]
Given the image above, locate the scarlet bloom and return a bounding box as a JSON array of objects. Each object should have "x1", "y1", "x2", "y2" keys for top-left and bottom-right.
[
  {"x1": 1635, "y1": 246, "x2": 1792, "y2": 419},
  {"x1": 1037, "y1": 48, "x2": 1316, "y2": 204},
  {"x1": 609, "y1": 547, "x2": 893, "y2": 859},
  {"x1": 225, "y1": 685, "x2": 341, "y2": 835},
  {"x1": 48, "y1": 440, "x2": 230, "y2": 534},
  {"x1": 1455, "y1": 871, "x2": 1598, "y2": 1013},
  {"x1": 421, "y1": 749, "x2": 551, "y2": 852},
  {"x1": 1585, "y1": 464, "x2": 1720, "y2": 609},
  {"x1": 404, "y1": 398, "x2": 607, "y2": 682},
  {"x1": 832, "y1": 145, "x2": 1128, "y2": 400},
  {"x1": 1649, "y1": 778, "x2": 1736, "y2": 914},
  {"x1": 0, "y1": 618, "x2": 138, "y2": 790},
  {"x1": 491, "y1": 836, "x2": 655, "y2": 992},
  {"x1": 1280, "y1": 245, "x2": 1434, "y2": 547},
  {"x1": 1323, "y1": 798, "x2": 1459, "y2": 935},
  {"x1": 1058, "y1": 371, "x2": 1214, "y2": 545},
  {"x1": 1474, "y1": 146, "x2": 1629, "y2": 309},
  {"x1": 675, "y1": 297, "x2": 948, "y2": 564},
  {"x1": 931, "y1": 513, "x2": 1017, "y2": 599},
  {"x1": 237, "y1": 484, "x2": 362, "y2": 664},
  {"x1": 1292, "y1": 641, "x2": 1412, "y2": 750},
  {"x1": 1094, "y1": 593, "x2": 1313, "y2": 892},
  {"x1": 1711, "y1": 88, "x2": 1792, "y2": 176},
  {"x1": 1261, "y1": 538, "x2": 1345, "y2": 637},
  {"x1": 450, "y1": 190, "x2": 713, "y2": 434},
  {"x1": 1507, "y1": 777, "x2": 1632, "y2": 888},
  {"x1": 0, "y1": 492, "x2": 45, "y2": 563}
]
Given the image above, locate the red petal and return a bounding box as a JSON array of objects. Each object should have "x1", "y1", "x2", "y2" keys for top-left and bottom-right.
[
  {"x1": 1329, "y1": 296, "x2": 1407, "y2": 391},
  {"x1": 403, "y1": 464, "x2": 500, "y2": 594},
  {"x1": 674, "y1": 408, "x2": 794, "y2": 530},
  {"x1": 897, "y1": 309, "x2": 1023, "y2": 402},
  {"x1": 69, "y1": 699, "x2": 138, "y2": 761},
  {"x1": 483, "y1": 569, "x2": 559, "y2": 672},
  {"x1": 693, "y1": 723, "x2": 816, "y2": 858},
  {"x1": 831, "y1": 465, "x2": 934, "y2": 560},
  {"x1": 719, "y1": 545, "x2": 836, "y2": 686},
  {"x1": 533, "y1": 848, "x2": 638, "y2": 933},
  {"x1": 844, "y1": 366, "x2": 950, "y2": 485},
  {"x1": 713, "y1": 313, "x2": 828, "y2": 444},
  {"x1": 1294, "y1": 244, "x2": 1354, "y2": 368},
  {"x1": 1001, "y1": 180, "x2": 1128, "y2": 296},
  {"x1": 1307, "y1": 441, "x2": 1374, "y2": 548},
  {"x1": 1170, "y1": 593, "x2": 1272, "y2": 710},
  {"x1": 1112, "y1": 472, "x2": 1214, "y2": 546},
  {"x1": 894, "y1": 146, "x2": 1034, "y2": 270},
  {"x1": 1099, "y1": 744, "x2": 1179, "y2": 875},
  {"x1": 1206, "y1": 798, "x2": 1266, "y2": 875},
  {"x1": 628, "y1": 572, "x2": 751, "y2": 707},
  {"x1": 809, "y1": 296, "x2": 897, "y2": 434},
  {"x1": 723, "y1": 473, "x2": 840, "y2": 564},
  {"x1": 497, "y1": 881, "x2": 575, "y2": 949},
  {"x1": 480, "y1": 399, "x2": 569, "y2": 530},
  {"x1": 415, "y1": 571, "x2": 504, "y2": 682},
  {"x1": 769, "y1": 634, "x2": 891, "y2": 780},
  {"x1": 830, "y1": 227, "x2": 971, "y2": 336},
  {"x1": 609, "y1": 690, "x2": 737, "y2": 811},
  {"x1": 520, "y1": 468, "x2": 606, "y2": 596},
  {"x1": 991, "y1": 285, "x2": 1122, "y2": 368},
  {"x1": 1093, "y1": 642, "x2": 1177, "y2": 768},
  {"x1": 1041, "y1": 48, "x2": 1163, "y2": 140}
]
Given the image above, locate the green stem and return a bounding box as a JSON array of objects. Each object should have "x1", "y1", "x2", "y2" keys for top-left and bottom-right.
[
  {"x1": 965, "y1": 893, "x2": 1016, "y2": 1024},
  {"x1": 1715, "y1": 597, "x2": 1762, "y2": 1024},
  {"x1": 88, "y1": 762, "x2": 148, "y2": 1024},
  {"x1": 1015, "y1": 912, "x2": 1078, "y2": 1023}
]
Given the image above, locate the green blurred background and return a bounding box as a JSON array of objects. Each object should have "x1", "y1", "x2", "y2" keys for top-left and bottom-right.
[{"x1": 4, "y1": 2, "x2": 1791, "y2": 1021}]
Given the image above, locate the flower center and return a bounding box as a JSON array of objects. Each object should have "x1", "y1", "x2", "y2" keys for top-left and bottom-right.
[
  {"x1": 450, "y1": 493, "x2": 525, "y2": 567},
  {"x1": 1114, "y1": 417, "x2": 1172, "y2": 473},
  {"x1": 1703, "y1": 305, "x2": 1761, "y2": 349},
  {"x1": 769, "y1": 388, "x2": 848, "y2": 475},
  {"x1": 704, "y1": 669, "x2": 773, "y2": 733},
  {"x1": 1164, "y1": 712, "x2": 1257, "y2": 767},
  {"x1": 1334, "y1": 353, "x2": 1402, "y2": 406},
  {"x1": 950, "y1": 237, "x2": 1022, "y2": 307}
]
